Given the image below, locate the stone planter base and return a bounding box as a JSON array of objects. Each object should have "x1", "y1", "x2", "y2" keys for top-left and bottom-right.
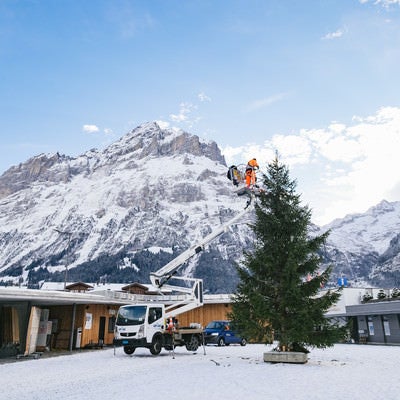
[{"x1": 263, "y1": 351, "x2": 308, "y2": 364}]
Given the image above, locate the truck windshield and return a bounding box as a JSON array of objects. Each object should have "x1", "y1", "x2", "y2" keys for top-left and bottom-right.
[{"x1": 116, "y1": 305, "x2": 147, "y2": 326}]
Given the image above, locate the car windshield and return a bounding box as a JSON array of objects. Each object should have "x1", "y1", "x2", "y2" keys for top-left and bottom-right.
[
  {"x1": 206, "y1": 321, "x2": 227, "y2": 329},
  {"x1": 116, "y1": 305, "x2": 147, "y2": 326}
]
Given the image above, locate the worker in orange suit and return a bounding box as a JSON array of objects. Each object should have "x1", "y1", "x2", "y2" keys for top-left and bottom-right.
[{"x1": 245, "y1": 158, "x2": 259, "y2": 187}]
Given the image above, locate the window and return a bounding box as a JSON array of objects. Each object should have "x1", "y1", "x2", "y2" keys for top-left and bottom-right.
[
  {"x1": 367, "y1": 317, "x2": 374, "y2": 336},
  {"x1": 108, "y1": 316, "x2": 116, "y2": 333},
  {"x1": 148, "y1": 307, "x2": 163, "y2": 323}
]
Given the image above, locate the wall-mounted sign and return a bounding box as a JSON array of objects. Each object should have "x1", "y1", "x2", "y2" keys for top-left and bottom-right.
[{"x1": 85, "y1": 313, "x2": 93, "y2": 330}]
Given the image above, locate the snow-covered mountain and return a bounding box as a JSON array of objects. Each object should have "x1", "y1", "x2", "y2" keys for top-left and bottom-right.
[
  {"x1": 319, "y1": 200, "x2": 400, "y2": 287},
  {"x1": 0, "y1": 122, "x2": 399, "y2": 291},
  {"x1": 0, "y1": 122, "x2": 252, "y2": 292}
]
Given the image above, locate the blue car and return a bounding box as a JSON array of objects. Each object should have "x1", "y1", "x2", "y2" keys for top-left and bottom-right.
[{"x1": 203, "y1": 320, "x2": 247, "y2": 346}]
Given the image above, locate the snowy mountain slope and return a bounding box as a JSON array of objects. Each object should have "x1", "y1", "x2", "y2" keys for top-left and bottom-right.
[
  {"x1": 0, "y1": 122, "x2": 399, "y2": 290},
  {"x1": 319, "y1": 200, "x2": 400, "y2": 287},
  {"x1": 322, "y1": 200, "x2": 400, "y2": 254},
  {"x1": 0, "y1": 122, "x2": 252, "y2": 292}
]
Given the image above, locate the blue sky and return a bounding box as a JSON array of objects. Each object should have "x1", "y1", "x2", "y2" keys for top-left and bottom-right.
[{"x1": 1, "y1": 0, "x2": 400, "y2": 225}]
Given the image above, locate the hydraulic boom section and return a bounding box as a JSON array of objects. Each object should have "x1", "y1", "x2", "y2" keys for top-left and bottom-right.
[{"x1": 149, "y1": 204, "x2": 252, "y2": 290}]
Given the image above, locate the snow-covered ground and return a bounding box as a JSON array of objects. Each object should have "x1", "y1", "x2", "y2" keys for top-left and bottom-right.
[{"x1": 1, "y1": 343, "x2": 399, "y2": 400}]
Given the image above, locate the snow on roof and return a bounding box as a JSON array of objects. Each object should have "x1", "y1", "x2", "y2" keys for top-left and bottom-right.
[
  {"x1": 40, "y1": 282, "x2": 70, "y2": 291},
  {"x1": 39, "y1": 281, "x2": 168, "y2": 294}
]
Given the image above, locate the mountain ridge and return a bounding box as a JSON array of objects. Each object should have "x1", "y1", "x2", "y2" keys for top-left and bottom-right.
[
  {"x1": 0, "y1": 123, "x2": 250, "y2": 292},
  {"x1": 1, "y1": 123, "x2": 399, "y2": 290}
]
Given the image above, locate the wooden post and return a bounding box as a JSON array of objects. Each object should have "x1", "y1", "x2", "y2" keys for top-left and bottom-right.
[{"x1": 69, "y1": 303, "x2": 76, "y2": 352}]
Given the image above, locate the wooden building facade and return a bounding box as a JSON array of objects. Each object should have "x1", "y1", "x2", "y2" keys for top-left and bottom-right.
[{"x1": 0, "y1": 286, "x2": 232, "y2": 358}]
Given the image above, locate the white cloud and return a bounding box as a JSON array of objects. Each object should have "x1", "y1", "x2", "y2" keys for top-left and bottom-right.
[
  {"x1": 322, "y1": 29, "x2": 345, "y2": 40},
  {"x1": 198, "y1": 92, "x2": 211, "y2": 102},
  {"x1": 222, "y1": 145, "x2": 245, "y2": 161},
  {"x1": 156, "y1": 120, "x2": 170, "y2": 129},
  {"x1": 169, "y1": 102, "x2": 197, "y2": 123},
  {"x1": 221, "y1": 106, "x2": 400, "y2": 225},
  {"x1": 168, "y1": 92, "x2": 211, "y2": 129},
  {"x1": 360, "y1": 0, "x2": 400, "y2": 6},
  {"x1": 82, "y1": 124, "x2": 100, "y2": 134},
  {"x1": 271, "y1": 135, "x2": 312, "y2": 165},
  {"x1": 168, "y1": 101, "x2": 202, "y2": 130},
  {"x1": 302, "y1": 124, "x2": 364, "y2": 163},
  {"x1": 244, "y1": 93, "x2": 288, "y2": 112}
]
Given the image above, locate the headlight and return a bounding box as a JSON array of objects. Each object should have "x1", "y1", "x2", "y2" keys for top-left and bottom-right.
[
  {"x1": 211, "y1": 332, "x2": 218, "y2": 336},
  {"x1": 137, "y1": 325, "x2": 144, "y2": 338}
]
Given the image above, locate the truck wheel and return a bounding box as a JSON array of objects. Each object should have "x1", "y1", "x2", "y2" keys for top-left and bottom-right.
[
  {"x1": 150, "y1": 335, "x2": 162, "y2": 355},
  {"x1": 240, "y1": 338, "x2": 247, "y2": 346},
  {"x1": 185, "y1": 334, "x2": 200, "y2": 351},
  {"x1": 217, "y1": 337, "x2": 225, "y2": 347},
  {"x1": 123, "y1": 346, "x2": 135, "y2": 355}
]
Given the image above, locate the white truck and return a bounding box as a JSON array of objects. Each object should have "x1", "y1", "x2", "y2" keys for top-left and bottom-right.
[
  {"x1": 113, "y1": 201, "x2": 253, "y2": 356},
  {"x1": 113, "y1": 302, "x2": 204, "y2": 355}
]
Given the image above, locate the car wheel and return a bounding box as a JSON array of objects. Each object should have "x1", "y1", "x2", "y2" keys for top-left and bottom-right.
[
  {"x1": 123, "y1": 346, "x2": 135, "y2": 355},
  {"x1": 240, "y1": 338, "x2": 247, "y2": 346},
  {"x1": 217, "y1": 337, "x2": 225, "y2": 347}
]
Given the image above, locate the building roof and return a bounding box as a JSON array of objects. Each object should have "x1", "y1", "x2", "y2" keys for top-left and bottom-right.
[
  {"x1": 0, "y1": 286, "x2": 231, "y2": 307},
  {"x1": 0, "y1": 286, "x2": 132, "y2": 306},
  {"x1": 346, "y1": 299, "x2": 400, "y2": 316},
  {"x1": 65, "y1": 282, "x2": 94, "y2": 290}
]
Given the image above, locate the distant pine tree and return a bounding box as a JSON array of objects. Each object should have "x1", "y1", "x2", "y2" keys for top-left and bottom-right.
[{"x1": 230, "y1": 156, "x2": 347, "y2": 352}]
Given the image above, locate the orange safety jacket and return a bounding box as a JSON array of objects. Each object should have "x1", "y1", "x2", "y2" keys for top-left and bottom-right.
[{"x1": 247, "y1": 158, "x2": 259, "y2": 169}]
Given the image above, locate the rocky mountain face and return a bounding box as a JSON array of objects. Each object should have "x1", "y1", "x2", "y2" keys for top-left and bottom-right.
[
  {"x1": 0, "y1": 122, "x2": 253, "y2": 293},
  {"x1": 0, "y1": 122, "x2": 399, "y2": 291}
]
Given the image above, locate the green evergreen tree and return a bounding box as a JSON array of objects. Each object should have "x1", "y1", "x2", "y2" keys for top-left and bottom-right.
[{"x1": 230, "y1": 156, "x2": 347, "y2": 352}]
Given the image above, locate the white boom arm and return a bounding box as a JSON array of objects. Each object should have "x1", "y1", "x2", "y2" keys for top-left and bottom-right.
[{"x1": 149, "y1": 204, "x2": 252, "y2": 289}]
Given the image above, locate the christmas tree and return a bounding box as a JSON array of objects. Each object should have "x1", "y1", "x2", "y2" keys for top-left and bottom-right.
[{"x1": 230, "y1": 156, "x2": 347, "y2": 352}]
